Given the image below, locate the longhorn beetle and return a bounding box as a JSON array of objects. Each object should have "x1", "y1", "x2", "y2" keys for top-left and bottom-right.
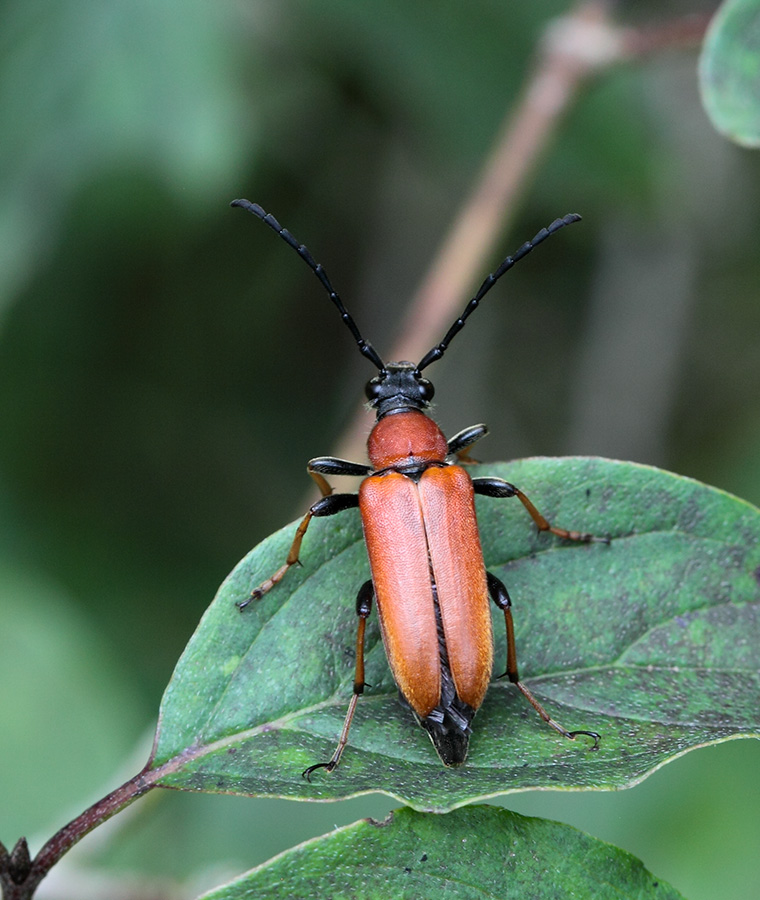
[{"x1": 233, "y1": 199, "x2": 607, "y2": 777}]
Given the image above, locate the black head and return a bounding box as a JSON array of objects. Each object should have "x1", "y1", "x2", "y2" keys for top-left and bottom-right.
[
  {"x1": 364, "y1": 362, "x2": 434, "y2": 417},
  {"x1": 232, "y1": 200, "x2": 580, "y2": 406}
]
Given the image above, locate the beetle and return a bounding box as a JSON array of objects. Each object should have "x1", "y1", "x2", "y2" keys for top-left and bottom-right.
[{"x1": 232, "y1": 198, "x2": 607, "y2": 776}]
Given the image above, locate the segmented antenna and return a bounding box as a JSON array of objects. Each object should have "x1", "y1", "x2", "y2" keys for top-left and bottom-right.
[
  {"x1": 416, "y1": 213, "x2": 582, "y2": 372},
  {"x1": 231, "y1": 199, "x2": 385, "y2": 372}
]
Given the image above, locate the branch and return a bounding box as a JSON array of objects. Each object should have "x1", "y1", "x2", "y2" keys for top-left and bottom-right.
[
  {"x1": 331, "y1": 1, "x2": 711, "y2": 464},
  {"x1": 0, "y1": 768, "x2": 155, "y2": 900}
]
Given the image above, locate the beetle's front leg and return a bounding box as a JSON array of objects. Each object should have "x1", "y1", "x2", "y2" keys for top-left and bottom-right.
[
  {"x1": 472, "y1": 477, "x2": 609, "y2": 544},
  {"x1": 309, "y1": 455, "x2": 373, "y2": 485},
  {"x1": 303, "y1": 579, "x2": 374, "y2": 779},
  {"x1": 238, "y1": 456, "x2": 369, "y2": 611},
  {"x1": 486, "y1": 572, "x2": 600, "y2": 749},
  {"x1": 446, "y1": 424, "x2": 488, "y2": 464}
]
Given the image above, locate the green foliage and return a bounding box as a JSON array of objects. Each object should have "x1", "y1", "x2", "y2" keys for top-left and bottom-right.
[
  {"x1": 0, "y1": 0, "x2": 250, "y2": 314},
  {"x1": 699, "y1": 0, "x2": 760, "y2": 147},
  {"x1": 0, "y1": 562, "x2": 143, "y2": 840},
  {"x1": 150, "y1": 458, "x2": 760, "y2": 812},
  {"x1": 198, "y1": 805, "x2": 685, "y2": 900}
]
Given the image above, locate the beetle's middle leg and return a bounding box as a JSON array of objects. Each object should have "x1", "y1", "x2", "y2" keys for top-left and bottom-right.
[
  {"x1": 238, "y1": 456, "x2": 370, "y2": 610},
  {"x1": 487, "y1": 572, "x2": 600, "y2": 749},
  {"x1": 473, "y1": 477, "x2": 609, "y2": 544},
  {"x1": 303, "y1": 580, "x2": 374, "y2": 779}
]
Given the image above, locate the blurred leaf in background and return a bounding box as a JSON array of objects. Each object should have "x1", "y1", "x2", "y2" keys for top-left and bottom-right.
[
  {"x1": 0, "y1": 1, "x2": 759, "y2": 899},
  {"x1": 700, "y1": 0, "x2": 760, "y2": 147},
  {"x1": 0, "y1": 0, "x2": 251, "y2": 318},
  {"x1": 0, "y1": 561, "x2": 144, "y2": 840}
]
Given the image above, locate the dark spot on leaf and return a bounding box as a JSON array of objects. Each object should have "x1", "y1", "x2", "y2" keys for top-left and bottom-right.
[
  {"x1": 227, "y1": 746, "x2": 237, "y2": 754},
  {"x1": 404, "y1": 867, "x2": 412, "y2": 874},
  {"x1": 420, "y1": 853, "x2": 428, "y2": 862},
  {"x1": 754, "y1": 565, "x2": 760, "y2": 586},
  {"x1": 368, "y1": 812, "x2": 395, "y2": 827}
]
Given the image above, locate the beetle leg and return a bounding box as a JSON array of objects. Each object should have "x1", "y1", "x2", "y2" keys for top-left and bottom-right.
[
  {"x1": 307, "y1": 456, "x2": 374, "y2": 496},
  {"x1": 446, "y1": 424, "x2": 488, "y2": 463},
  {"x1": 487, "y1": 572, "x2": 600, "y2": 750},
  {"x1": 301, "y1": 455, "x2": 374, "y2": 508},
  {"x1": 309, "y1": 456, "x2": 374, "y2": 479},
  {"x1": 238, "y1": 488, "x2": 360, "y2": 610},
  {"x1": 308, "y1": 470, "x2": 334, "y2": 498},
  {"x1": 472, "y1": 477, "x2": 609, "y2": 544},
  {"x1": 303, "y1": 580, "x2": 374, "y2": 779}
]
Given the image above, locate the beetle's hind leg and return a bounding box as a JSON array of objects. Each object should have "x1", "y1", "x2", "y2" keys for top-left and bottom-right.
[
  {"x1": 303, "y1": 580, "x2": 374, "y2": 779},
  {"x1": 487, "y1": 572, "x2": 600, "y2": 749},
  {"x1": 238, "y1": 458, "x2": 369, "y2": 610}
]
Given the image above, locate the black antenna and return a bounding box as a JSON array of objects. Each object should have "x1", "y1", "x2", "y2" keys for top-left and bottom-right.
[
  {"x1": 231, "y1": 199, "x2": 386, "y2": 372},
  {"x1": 416, "y1": 213, "x2": 581, "y2": 372}
]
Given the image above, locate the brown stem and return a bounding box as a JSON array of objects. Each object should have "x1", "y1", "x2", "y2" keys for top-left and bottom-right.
[
  {"x1": 1, "y1": 732, "x2": 220, "y2": 900},
  {"x1": 619, "y1": 12, "x2": 715, "y2": 59},
  {"x1": 331, "y1": 1, "x2": 710, "y2": 465},
  {"x1": 0, "y1": 766, "x2": 156, "y2": 900}
]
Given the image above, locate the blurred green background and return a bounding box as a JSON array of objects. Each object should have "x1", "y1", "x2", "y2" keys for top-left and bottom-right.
[{"x1": 1, "y1": 0, "x2": 758, "y2": 898}]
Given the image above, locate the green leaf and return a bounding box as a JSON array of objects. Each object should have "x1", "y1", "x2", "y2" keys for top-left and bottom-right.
[
  {"x1": 197, "y1": 805, "x2": 685, "y2": 900},
  {"x1": 699, "y1": 0, "x2": 760, "y2": 147},
  {"x1": 149, "y1": 458, "x2": 760, "y2": 812}
]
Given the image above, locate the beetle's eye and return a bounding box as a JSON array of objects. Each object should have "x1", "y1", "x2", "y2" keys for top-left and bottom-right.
[
  {"x1": 418, "y1": 378, "x2": 434, "y2": 403},
  {"x1": 365, "y1": 376, "x2": 384, "y2": 401}
]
